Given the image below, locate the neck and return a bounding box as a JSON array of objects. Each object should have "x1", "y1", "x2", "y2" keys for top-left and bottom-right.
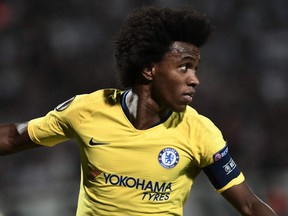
[{"x1": 125, "y1": 87, "x2": 170, "y2": 130}]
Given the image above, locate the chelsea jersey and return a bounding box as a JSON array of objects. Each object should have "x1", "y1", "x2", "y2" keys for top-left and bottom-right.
[{"x1": 28, "y1": 89, "x2": 244, "y2": 216}]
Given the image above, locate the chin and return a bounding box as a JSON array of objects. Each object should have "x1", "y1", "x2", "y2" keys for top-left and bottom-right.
[{"x1": 171, "y1": 105, "x2": 187, "y2": 113}]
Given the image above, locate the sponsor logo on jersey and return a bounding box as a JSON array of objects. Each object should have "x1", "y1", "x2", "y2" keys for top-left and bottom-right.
[
  {"x1": 55, "y1": 96, "x2": 75, "y2": 111},
  {"x1": 213, "y1": 145, "x2": 228, "y2": 162},
  {"x1": 158, "y1": 147, "x2": 179, "y2": 169},
  {"x1": 88, "y1": 166, "x2": 103, "y2": 180},
  {"x1": 103, "y1": 172, "x2": 172, "y2": 201}
]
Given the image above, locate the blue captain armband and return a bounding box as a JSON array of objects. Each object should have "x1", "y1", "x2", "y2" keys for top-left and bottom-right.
[{"x1": 203, "y1": 145, "x2": 241, "y2": 190}]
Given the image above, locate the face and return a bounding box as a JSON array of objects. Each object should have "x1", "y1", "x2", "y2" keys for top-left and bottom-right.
[{"x1": 148, "y1": 41, "x2": 201, "y2": 112}]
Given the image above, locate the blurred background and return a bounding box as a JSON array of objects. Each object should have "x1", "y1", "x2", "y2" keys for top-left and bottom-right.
[{"x1": 0, "y1": 0, "x2": 288, "y2": 215}]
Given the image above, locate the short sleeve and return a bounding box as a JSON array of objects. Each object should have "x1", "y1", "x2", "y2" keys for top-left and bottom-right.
[
  {"x1": 28, "y1": 96, "x2": 78, "y2": 146},
  {"x1": 189, "y1": 113, "x2": 227, "y2": 168}
]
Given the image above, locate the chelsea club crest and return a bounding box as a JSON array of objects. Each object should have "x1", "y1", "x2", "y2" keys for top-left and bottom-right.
[{"x1": 158, "y1": 148, "x2": 180, "y2": 169}]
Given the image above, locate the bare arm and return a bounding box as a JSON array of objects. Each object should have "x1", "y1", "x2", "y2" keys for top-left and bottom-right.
[
  {"x1": 0, "y1": 122, "x2": 41, "y2": 155},
  {"x1": 222, "y1": 181, "x2": 277, "y2": 216}
]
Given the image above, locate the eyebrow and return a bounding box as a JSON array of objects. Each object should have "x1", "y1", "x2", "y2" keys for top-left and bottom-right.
[
  {"x1": 181, "y1": 55, "x2": 201, "y2": 62},
  {"x1": 182, "y1": 55, "x2": 194, "y2": 60}
]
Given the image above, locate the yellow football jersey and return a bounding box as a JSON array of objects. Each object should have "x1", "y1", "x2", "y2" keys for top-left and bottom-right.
[{"x1": 28, "y1": 89, "x2": 244, "y2": 216}]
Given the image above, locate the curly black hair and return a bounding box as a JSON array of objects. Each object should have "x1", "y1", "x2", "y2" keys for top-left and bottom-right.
[{"x1": 113, "y1": 6, "x2": 213, "y2": 87}]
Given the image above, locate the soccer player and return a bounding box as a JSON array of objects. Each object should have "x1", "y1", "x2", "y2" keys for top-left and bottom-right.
[{"x1": 0, "y1": 6, "x2": 277, "y2": 216}]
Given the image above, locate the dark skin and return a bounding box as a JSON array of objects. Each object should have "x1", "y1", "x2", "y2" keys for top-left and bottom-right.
[
  {"x1": 0, "y1": 41, "x2": 277, "y2": 216},
  {"x1": 0, "y1": 123, "x2": 38, "y2": 155}
]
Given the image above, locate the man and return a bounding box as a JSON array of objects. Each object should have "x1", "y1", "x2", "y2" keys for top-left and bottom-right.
[{"x1": 0, "y1": 6, "x2": 277, "y2": 216}]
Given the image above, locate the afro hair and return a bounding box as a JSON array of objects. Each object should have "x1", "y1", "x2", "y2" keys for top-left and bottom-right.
[{"x1": 113, "y1": 6, "x2": 213, "y2": 87}]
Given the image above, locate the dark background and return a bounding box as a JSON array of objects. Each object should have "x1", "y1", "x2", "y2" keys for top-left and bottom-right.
[{"x1": 0, "y1": 0, "x2": 288, "y2": 215}]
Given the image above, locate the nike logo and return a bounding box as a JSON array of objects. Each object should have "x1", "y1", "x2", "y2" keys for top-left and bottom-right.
[{"x1": 89, "y1": 138, "x2": 110, "y2": 146}]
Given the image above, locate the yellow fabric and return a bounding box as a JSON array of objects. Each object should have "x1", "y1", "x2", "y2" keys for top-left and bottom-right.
[
  {"x1": 217, "y1": 173, "x2": 245, "y2": 193},
  {"x1": 28, "y1": 88, "x2": 244, "y2": 216}
]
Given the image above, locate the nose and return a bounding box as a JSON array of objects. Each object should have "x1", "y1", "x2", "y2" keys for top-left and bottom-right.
[{"x1": 187, "y1": 70, "x2": 200, "y2": 87}]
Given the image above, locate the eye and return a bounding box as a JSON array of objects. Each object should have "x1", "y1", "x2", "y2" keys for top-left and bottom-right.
[
  {"x1": 180, "y1": 64, "x2": 189, "y2": 72},
  {"x1": 179, "y1": 63, "x2": 198, "y2": 73}
]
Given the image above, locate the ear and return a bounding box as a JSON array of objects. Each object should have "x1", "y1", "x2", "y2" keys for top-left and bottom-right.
[{"x1": 142, "y1": 66, "x2": 155, "y2": 81}]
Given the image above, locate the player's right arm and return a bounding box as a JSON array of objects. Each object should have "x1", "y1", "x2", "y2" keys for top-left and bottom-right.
[{"x1": 0, "y1": 122, "x2": 40, "y2": 155}]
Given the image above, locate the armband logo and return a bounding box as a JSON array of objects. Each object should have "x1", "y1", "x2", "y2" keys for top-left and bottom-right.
[
  {"x1": 55, "y1": 96, "x2": 75, "y2": 111},
  {"x1": 213, "y1": 145, "x2": 228, "y2": 162},
  {"x1": 223, "y1": 158, "x2": 236, "y2": 175},
  {"x1": 158, "y1": 148, "x2": 179, "y2": 169}
]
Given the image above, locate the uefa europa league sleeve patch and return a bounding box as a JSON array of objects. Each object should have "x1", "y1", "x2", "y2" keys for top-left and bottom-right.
[
  {"x1": 55, "y1": 96, "x2": 75, "y2": 112},
  {"x1": 158, "y1": 148, "x2": 180, "y2": 169}
]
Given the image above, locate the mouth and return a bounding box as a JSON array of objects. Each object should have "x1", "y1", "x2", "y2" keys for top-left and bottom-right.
[{"x1": 182, "y1": 92, "x2": 194, "y2": 103}]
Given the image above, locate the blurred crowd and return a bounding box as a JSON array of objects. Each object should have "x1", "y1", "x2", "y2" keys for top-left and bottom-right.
[{"x1": 0, "y1": 0, "x2": 288, "y2": 215}]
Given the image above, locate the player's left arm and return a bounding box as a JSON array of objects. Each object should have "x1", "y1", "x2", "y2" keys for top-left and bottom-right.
[
  {"x1": 202, "y1": 144, "x2": 277, "y2": 216},
  {"x1": 221, "y1": 181, "x2": 277, "y2": 216}
]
